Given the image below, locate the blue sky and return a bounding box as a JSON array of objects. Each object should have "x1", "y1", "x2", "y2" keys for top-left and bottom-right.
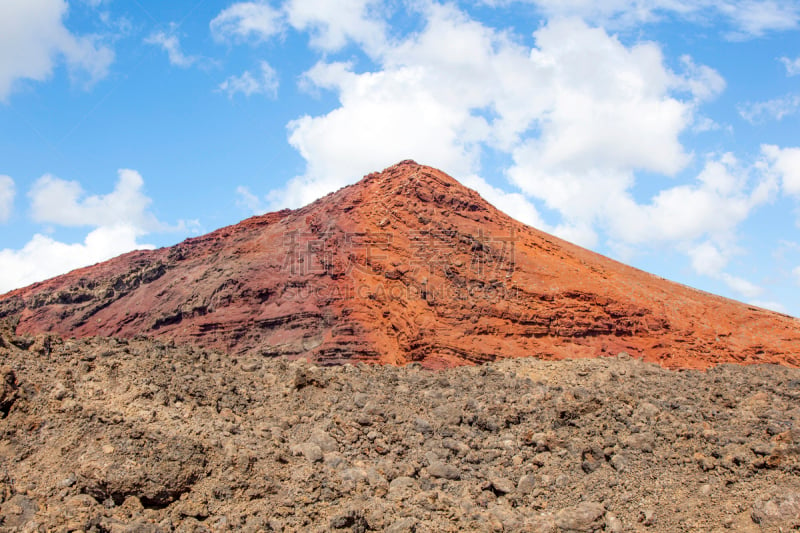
[{"x1": 2, "y1": 0, "x2": 800, "y2": 317}]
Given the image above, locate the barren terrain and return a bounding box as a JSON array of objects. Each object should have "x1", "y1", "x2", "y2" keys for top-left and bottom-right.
[
  {"x1": 1, "y1": 326, "x2": 798, "y2": 532},
  {"x1": 2, "y1": 161, "x2": 800, "y2": 532},
  {"x1": 2, "y1": 161, "x2": 799, "y2": 370}
]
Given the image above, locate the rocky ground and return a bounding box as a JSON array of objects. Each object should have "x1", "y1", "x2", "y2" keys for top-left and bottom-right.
[{"x1": 0, "y1": 327, "x2": 799, "y2": 532}]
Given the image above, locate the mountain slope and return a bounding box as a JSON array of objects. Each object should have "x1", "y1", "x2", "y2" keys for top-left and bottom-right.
[{"x1": 1, "y1": 160, "x2": 798, "y2": 369}]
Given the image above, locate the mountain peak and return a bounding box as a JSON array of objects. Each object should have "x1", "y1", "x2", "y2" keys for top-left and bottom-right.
[{"x1": 1, "y1": 162, "x2": 799, "y2": 370}]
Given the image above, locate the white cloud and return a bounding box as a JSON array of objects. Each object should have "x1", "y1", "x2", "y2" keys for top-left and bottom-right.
[
  {"x1": 145, "y1": 31, "x2": 197, "y2": 68},
  {"x1": 507, "y1": 19, "x2": 703, "y2": 217},
  {"x1": 793, "y1": 265, "x2": 800, "y2": 285},
  {"x1": 460, "y1": 174, "x2": 547, "y2": 229},
  {"x1": 278, "y1": 57, "x2": 488, "y2": 207},
  {"x1": 504, "y1": 0, "x2": 799, "y2": 37},
  {"x1": 693, "y1": 115, "x2": 722, "y2": 132},
  {"x1": 504, "y1": 19, "x2": 732, "y2": 245},
  {"x1": 782, "y1": 56, "x2": 800, "y2": 76},
  {"x1": 721, "y1": 273, "x2": 762, "y2": 298},
  {"x1": 762, "y1": 144, "x2": 800, "y2": 197},
  {"x1": 210, "y1": 1, "x2": 283, "y2": 43},
  {"x1": 688, "y1": 241, "x2": 765, "y2": 299},
  {"x1": 0, "y1": 169, "x2": 184, "y2": 294},
  {"x1": 720, "y1": 0, "x2": 800, "y2": 38},
  {"x1": 284, "y1": 0, "x2": 386, "y2": 52},
  {"x1": 0, "y1": 0, "x2": 114, "y2": 101},
  {"x1": 0, "y1": 225, "x2": 152, "y2": 294},
  {"x1": 689, "y1": 240, "x2": 730, "y2": 276},
  {"x1": 676, "y1": 55, "x2": 726, "y2": 103},
  {"x1": 605, "y1": 153, "x2": 776, "y2": 246},
  {"x1": 738, "y1": 93, "x2": 800, "y2": 123},
  {"x1": 219, "y1": 61, "x2": 278, "y2": 98},
  {"x1": 0, "y1": 176, "x2": 14, "y2": 222},
  {"x1": 273, "y1": 10, "x2": 722, "y2": 212},
  {"x1": 29, "y1": 169, "x2": 162, "y2": 232}
]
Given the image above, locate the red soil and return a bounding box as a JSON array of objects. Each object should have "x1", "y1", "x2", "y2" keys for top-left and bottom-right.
[{"x1": 2, "y1": 161, "x2": 798, "y2": 369}]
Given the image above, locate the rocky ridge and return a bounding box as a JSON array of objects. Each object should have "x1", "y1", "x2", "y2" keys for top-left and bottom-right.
[
  {"x1": 1, "y1": 161, "x2": 799, "y2": 370},
  {"x1": 0, "y1": 328, "x2": 799, "y2": 531}
]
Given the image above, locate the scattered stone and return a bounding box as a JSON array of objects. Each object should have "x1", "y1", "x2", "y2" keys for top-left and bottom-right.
[
  {"x1": 605, "y1": 513, "x2": 624, "y2": 533},
  {"x1": 0, "y1": 335, "x2": 799, "y2": 531},
  {"x1": 291, "y1": 442, "x2": 324, "y2": 463},
  {"x1": 610, "y1": 453, "x2": 629, "y2": 472},
  {"x1": 330, "y1": 510, "x2": 369, "y2": 531},
  {"x1": 0, "y1": 495, "x2": 39, "y2": 529},
  {"x1": 554, "y1": 501, "x2": 605, "y2": 532},
  {"x1": 414, "y1": 417, "x2": 433, "y2": 436},
  {"x1": 639, "y1": 508, "x2": 656, "y2": 526},
  {"x1": 310, "y1": 430, "x2": 339, "y2": 453},
  {"x1": 751, "y1": 490, "x2": 800, "y2": 526},
  {"x1": 386, "y1": 517, "x2": 417, "y2": 533},
  {"x1": 517, "y1": 474, "x2": 536, "y2": 494},
  {"x1": 489, "y1": 477, "x2": 516, "y2": 495},
  {"x1": 427, "y1": 462, "x2": 460, "y2": 480},
  {"x1": 240, "y1": 360, "x2": 262, "y2": 372}
]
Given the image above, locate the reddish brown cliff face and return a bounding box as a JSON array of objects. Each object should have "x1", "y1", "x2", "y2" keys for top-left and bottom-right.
[{"x1": 1, "y1": 160, "x2": 798, "y2": 369}]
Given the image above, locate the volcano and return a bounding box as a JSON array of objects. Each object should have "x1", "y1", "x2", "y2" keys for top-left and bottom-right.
[{"x1": 1, "y1": 160, "x2": 798, "y2": 369}]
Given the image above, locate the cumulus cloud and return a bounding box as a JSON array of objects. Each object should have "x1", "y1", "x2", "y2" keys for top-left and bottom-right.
[
  {"x1": 762, "y1": 144, "x2": 800, "y2": 197},
  {"x1": 719, "y1": 0, "x2": 800, "y2": 37},
  {"x1": 0, "y1": 176, "x2": 14, "y2": 222},
  {"x1": 0, "y1": 170, "x2": 182, "y2": 294},
  {"x1": 689, "y1": 241, "x2": 731, "y2": 277},
  {"x1": 29, "y1": 169, "x2": 162, "y2": 232},
  {"x1": 656, "y1": 145, "x2": 800, "y2": 299},
  {"x1": 284, "y1": 0, "x2": 386, "y2": 52},
  {"x1": 720, "y1": 273, "x2": 763, "y2": 298},
  {"x1": 604, "y1": 153, "x2": 777, "y2": 246},
  {"x1": 782, "y1": 56, "x2": 800, "y2": 76},
  {"x1": 219, "y1": 61, "x2": 279, "y2": 98},
  {"x1": 460, "y1": 174, "x2": 547, "y2": 230},
  {"x1": 688, "y1": 240, "x2": 764, "y2": 298},
  {"x1": 144, "y1": 31, "x2": 198, "y2": 68},
  {"x1": 506, "y1": 19, "x2": 702, "y2": 217},
  {"x1": 268, "y1": 7, "x2": 727, "y2": 235},
  {"x1": 739, "y1": 93, "x2": 800, "y2": 123},
  {"x1": 210, "y1": 1, "x2": 283, "y2": 43},
  {"x1": 0, "y1": 0, "x2": 113, "y2": 101},
  {"x1": 272, "y1": 9, "x2": 724, "y2": 214},
  {"x1": 0, "y1": 225, "x2": 152, "y2": 294},
  {"x1": 501, "y1": 19, "x2": 732, "y2": 247}
]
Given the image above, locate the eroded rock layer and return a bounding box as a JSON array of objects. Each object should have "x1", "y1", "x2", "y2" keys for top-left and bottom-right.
[{"x1": 1, "y1": 160, "x2": 799, "y2": 369}]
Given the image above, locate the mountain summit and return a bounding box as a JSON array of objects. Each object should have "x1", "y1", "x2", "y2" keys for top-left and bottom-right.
[{"x1": 1, "y1": 160, "x2": 798, "y2": 368}]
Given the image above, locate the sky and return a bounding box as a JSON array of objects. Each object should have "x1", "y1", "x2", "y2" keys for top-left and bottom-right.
[{"x1": 1, "y1": 1, "x2": 800, "y2": 317}]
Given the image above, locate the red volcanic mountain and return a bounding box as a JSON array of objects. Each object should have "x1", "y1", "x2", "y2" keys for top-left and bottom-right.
[{"x1": 1, "y1": 161, "x2": 798, "y2": 369}]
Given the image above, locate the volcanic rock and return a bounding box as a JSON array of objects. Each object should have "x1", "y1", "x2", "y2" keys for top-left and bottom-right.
[
  {"x1": 1, "y1": 160, "x2": 799, "y2": 369},
  {"x1": 3, "y1": 332, "x2": 798, "y2": 530}
]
